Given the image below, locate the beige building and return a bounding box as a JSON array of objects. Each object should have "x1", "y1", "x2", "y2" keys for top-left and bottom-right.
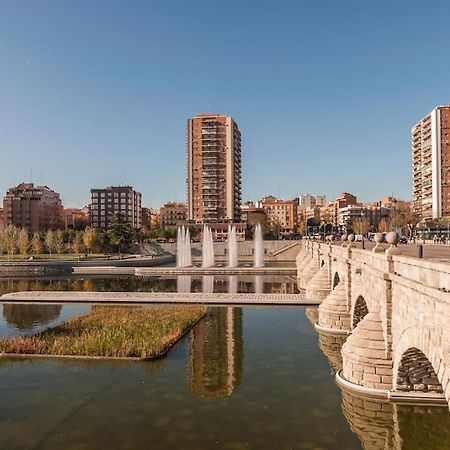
[
  {"x1": 259, "y1": 197, "x2": 299, "y2": 234},
  {"x1": 160, "y1": 202, "x2": 187, "y2": 229},
  {"x1": 187, "y1": 114, "x2": 242, "y2": 223},
  {"x1": 412, "y1": 105, "x2": 450, "y2": 221}
]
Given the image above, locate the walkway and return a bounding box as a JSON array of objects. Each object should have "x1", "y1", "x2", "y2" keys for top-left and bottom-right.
[{"x1": 1, "y1": 291, "x2": 318, "y2": 305}]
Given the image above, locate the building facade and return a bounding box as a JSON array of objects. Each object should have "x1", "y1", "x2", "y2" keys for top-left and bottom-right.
[
  {"x1": 412, "y1": 105, "x2": 450, "y2": 220},
  {"x1": 1, "y1": 183, "x2": 64, "y2": 232},
  {"x1": 187, "y1": 114, "x2": 242, "y2": 223},
  {"x1": 160, "y1": 202, "x2": 187, "y2": 229},
  {"x1": 90, "y1": 186, "x2": 142, "y2": 229},
  {"x1": 259, "y1": 197, "x2": 299, "y2": 234}
]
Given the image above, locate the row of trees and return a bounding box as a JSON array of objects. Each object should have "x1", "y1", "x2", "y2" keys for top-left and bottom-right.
[{"x1": 0, "y1": 214, "x2": 137, "y2": 257}]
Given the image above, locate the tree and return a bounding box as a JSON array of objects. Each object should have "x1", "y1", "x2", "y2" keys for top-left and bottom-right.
[
  {"x1": 45, "y1": 230, "x2": 55, "y2": 257},
  {"x1": 377, "y1": 217, "x2": 391, "y2": 233},
  {"x1": 31, "y1": 233, "x2": 43, "y2": 255},
  {"x1": 54, "y1": 230, "x2": 65, "y2": 254},
  {"x1": 353, "y1": 218, "x2": 370, "y2": 236},
  {"x1": 71, "y1": 233, "x2": 83, "y2": 255},
  {"x1": 4, "y1": 225, "x2": 18, "y2": 256},
  {"x1": 107, "y1": 213, "x2": 133, "y2": 256},
  {"x1": 82, "y1": 227, "x2": 96, "y2": 254},
  {"x1": 17, "y1": 228, "x2": 29, "y2": 256}
]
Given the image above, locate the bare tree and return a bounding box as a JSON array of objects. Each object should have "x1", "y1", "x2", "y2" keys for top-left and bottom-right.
[
  {"x1": 71, "y1": 233, "x2": 83, "y2": 255},
  {"x1": 45, "y1": 230, "x2": 56, "y2": 258},
  {"x1": 4, "y1": 225, "x2": 18, "y2": 257},
  {"x1": 353, "y1": 218, "x2": 369, "y2": 236},
  {"x1": 377, "y1": 217, "x2": 391, "y2": 233},
  {"x1": 31, "y1": 233, "x2": 43, "y2": 255},
  {"x1": 54, "y1": 230, "x2": 65, "y2": 254},
  {"x1": 82, "y1": 227, "x2": 96, "y2": 254},
  {"x1": 17, "y1": 228, "x2": 29, "y2": 256}
]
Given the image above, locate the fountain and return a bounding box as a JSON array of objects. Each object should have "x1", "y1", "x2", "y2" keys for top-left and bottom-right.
[
  {"x1": 228, "y1": 275, "x2": 238, "y2": 294},
  {"x1": 202, "y1": 225, "x2": 215, "y2": 268},
  {"x1": 227, "y1": 225, "x2": 238, "y2": 268},
  {"x1": 253, "y1": 223, "x2": 264, "y2": 268},
  {"x1": 177, "y1": 275, "x2": 191, "y2": 293},
  {"x1": 176, "y1": 226, "x2": 192, "y2": 268},
  {"x1": 202, "y1": 275, "x2": 214, "y2": 293}
]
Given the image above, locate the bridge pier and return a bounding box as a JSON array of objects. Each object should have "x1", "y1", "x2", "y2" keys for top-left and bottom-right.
[
  {"x1": 305, "y1": 262, "x2": 331, "y2": 301},
  {"x1": 316, "y1": 282, "x2": 351, "y2": 333},
  {"x1": 341, "y1": 311, "x2": 393, "y2": 391}
]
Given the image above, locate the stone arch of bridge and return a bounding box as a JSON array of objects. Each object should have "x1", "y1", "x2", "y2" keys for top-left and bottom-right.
[
  {"x1": 393, "y1": 327, "x2": 447, "y2": 403},
  {"x1": 352, "y1": 295, "x2": 369, "y2": 329},
  {"x1": 332, "y1": 272, "x2": 340, "y2": 289}
]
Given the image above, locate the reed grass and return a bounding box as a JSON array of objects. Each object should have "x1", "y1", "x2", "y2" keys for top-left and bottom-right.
[{"x1": 0, "y1": 305, "x2": 205, "y2": 359}]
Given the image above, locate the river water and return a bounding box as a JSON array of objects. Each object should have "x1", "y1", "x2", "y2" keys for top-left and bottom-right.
[{"x1": 0, "y1": 277, "x2": 449, "y2": 450}]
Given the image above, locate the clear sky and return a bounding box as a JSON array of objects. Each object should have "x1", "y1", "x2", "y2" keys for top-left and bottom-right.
[{"x1": 1, "y1": 0, "x2": 450, "y2": 208}]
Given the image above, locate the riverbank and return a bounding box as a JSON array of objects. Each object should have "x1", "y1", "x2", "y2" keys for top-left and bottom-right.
[{"x1": 0, "y1": 305, "x2": 205, "y2": 360}]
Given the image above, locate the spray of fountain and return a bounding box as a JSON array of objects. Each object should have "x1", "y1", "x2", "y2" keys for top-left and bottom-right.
[
  {"x1": 254, "y1": 223, "x2": 264, "y2": 267},
  {"x1": 227, "y1": 225, "x2": 238, "y2": 268},
  {"x1": 176, "y1": 226, "x2": 192, "y2": 267},
  {"x1": 202, "y1": 225, "x2": 215, "y2": 268}
]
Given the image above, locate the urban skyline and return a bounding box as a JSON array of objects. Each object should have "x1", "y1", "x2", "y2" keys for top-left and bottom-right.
[{"x1": 2, "y1": 1, "x2": 450, "y2": 208}]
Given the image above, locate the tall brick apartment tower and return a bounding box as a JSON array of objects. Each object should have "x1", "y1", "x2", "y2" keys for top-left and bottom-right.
[
  {"x1": 187, "y1": 114, "x2": 242, "y2": 223},
  {"x1": 412, "y1": 106, "x2": 450, "y2": 220}
]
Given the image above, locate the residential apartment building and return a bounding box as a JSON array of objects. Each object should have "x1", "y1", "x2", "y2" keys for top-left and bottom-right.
[
  {"x1": 1, "y1": 183, "x2": 64, "y2": 232},
  {"x1": 412, "y1": 105, "x2": 450, "y2": 220},
  {"x1": 187, "y1": 114, "x2": 242, "y2": 223},
  {"x1": 299, "y1": 194, "x2": 326, "y2": 208},
  {"x1": 259, "y1": 197, "x2": 299, "y2": 234},
  {"x1": 142, "y1": 207, "x2": 160, "y2": 229},
  {"x1": 160, "y1": 202, "x2": 187, "y2": 229},
  {"x1": 90, "y1": 186, "x2": 142, "y2": 229}
]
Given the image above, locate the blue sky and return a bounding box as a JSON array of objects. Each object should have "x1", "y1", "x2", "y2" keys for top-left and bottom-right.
[{"x1": 1, "y1": 0, "x2": 449, "y2": 208}]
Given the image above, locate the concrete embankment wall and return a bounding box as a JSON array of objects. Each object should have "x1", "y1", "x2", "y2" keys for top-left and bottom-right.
[
  {"x1": 158, "y1": 241, "x2": 300, "y2": 262},
  {"x1": 0, "y1": 255, "x2": 175, "y2": 277}
]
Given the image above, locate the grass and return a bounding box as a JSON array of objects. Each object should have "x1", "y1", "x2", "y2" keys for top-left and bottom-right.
[{"x1": 0, "y1": 305, "x2": 206, "y2": 359}]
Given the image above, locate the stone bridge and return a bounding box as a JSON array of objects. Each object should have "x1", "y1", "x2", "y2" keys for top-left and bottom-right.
[{"x1": 297, "y1": 239, "x2": 450, "y2": 406}]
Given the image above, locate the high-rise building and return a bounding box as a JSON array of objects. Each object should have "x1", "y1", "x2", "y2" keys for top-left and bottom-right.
[
  {"x1": 412, "y1": 105, "x2": 450, "y2": 220},
  {"x1": 187, "y1": 114, "x2": 242, "y2": 223},
  {"x1": 300, "y1": 194, "x2": 326, "y2": 208},
  {"x1": 90, "y1": 185, "x2": 142, "y2": 229},
  {"x1": 1, "y1": 183, "x2": 64, "y2": 232}
]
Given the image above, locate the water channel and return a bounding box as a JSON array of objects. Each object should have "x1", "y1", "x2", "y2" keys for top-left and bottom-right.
[{"x1": 0, "y1": 276, "x2": 449, "y2": 449}]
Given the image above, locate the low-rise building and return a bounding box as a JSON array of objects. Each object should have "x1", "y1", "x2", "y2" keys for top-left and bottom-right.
[
  {"x1": 142, "y1": 207, "x2": 160, "y2": 229},
  {"x1": 258, "y1": 196, "x2": 299, "y2": 234},
  {"x1": 160, "y1": 202, "x2": 187, "y2": 229},
  {"x1": 1, "y1": 183, "x2": 64, "y2": 232}
]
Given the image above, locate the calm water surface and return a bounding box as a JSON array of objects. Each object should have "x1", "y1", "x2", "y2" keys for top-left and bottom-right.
[{"x1": 0, "y1": 278, "x2": 449, "y2": 449}]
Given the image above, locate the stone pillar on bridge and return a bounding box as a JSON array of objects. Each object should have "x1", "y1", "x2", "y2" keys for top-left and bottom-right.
[
  {"x1": 341, "y1": 311, "x2": 393, "y2": 391},
  {"x1": 297, "y1": 246, "x2": 321, "y2": 294},
  {"x1": 305, "y1": 261, "x2": 331, "y2": 301},
  {"x1": 316, "y1": 282, "x2": 351, "y2": 332}
]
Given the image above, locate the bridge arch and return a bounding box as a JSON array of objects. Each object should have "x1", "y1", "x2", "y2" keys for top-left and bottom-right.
[
  {"x1": 396, "y1": 348, "x2": 443, "y2": 394},
  {"x1": 393, "y1": 327, "x2": 448, "y2": 401},
  {"x1": 332, "y1": 272, "x2": 340, "y2": 289},
  {"x1": 352, "y1": 295, "x2": 369, "y2": 329}
]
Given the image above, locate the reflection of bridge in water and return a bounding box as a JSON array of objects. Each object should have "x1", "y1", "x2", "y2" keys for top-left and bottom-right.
[{"x1": 188, "y1": 307, "x2": 243, "y2": 398}]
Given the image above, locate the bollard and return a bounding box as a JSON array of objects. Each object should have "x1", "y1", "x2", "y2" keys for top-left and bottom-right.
[
  {"x1": 417, "y1": 244, "x2": 423, "y2": 258},
  {"x1": 362, "y1": 238, "x2": 365, "y2": 250}
]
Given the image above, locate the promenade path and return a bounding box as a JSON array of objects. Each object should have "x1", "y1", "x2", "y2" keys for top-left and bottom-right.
[{"x1": 1, "y1": 291, "x2": 318, "y2": 305}]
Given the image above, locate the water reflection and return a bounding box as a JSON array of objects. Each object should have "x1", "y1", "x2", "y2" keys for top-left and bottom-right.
[
  {"x1": 188, "y1": 307, "x2": 243, "y2": 398},
  {"x1": 317, "y1": 330, "x2": 346, "y2": 374},
  {"x1": 0, "y1": 276, "x2": 298, "y2": 295},
  {"x1": 340, "y1": 384, "x2": 450, "y2": 449},
  {"x1": 177, "y1": 276, "x2": 191, "y2": 293},
  {"x1": 2, "y1": 304, "x2": 62, "y2": 330}
]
